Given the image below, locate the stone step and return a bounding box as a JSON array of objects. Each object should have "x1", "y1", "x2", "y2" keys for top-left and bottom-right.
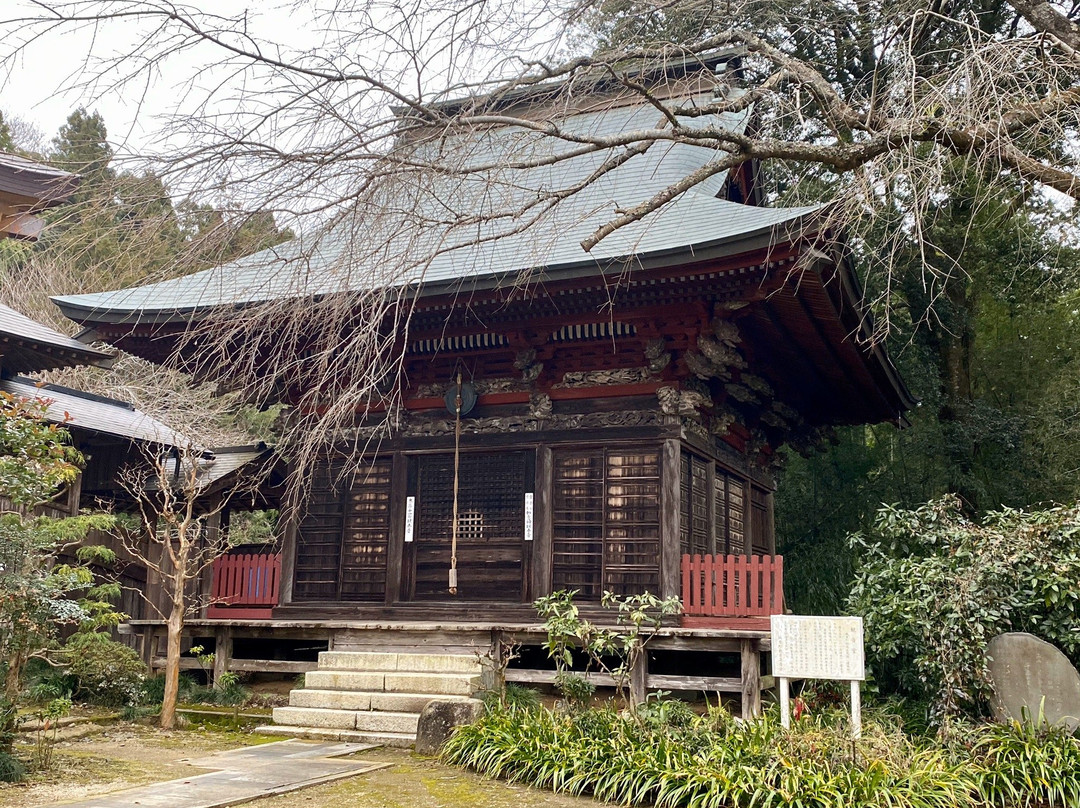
[
  {"x1": 273, "y1": 706, "x2": 421, "y2": 735},
  {"x1": 319, "y1": 651, "x2": 482, "y2": 674},
  {"x1": 290, "y1": 689, "x2": 372, "y2": 710},
  {"x1": 305, "y1": 670, "x2": 482, "y2": 696},
  {"x1": 255, "y1": 724, "x2": 415, "y2": 748},
  {"x1": 371, "y1": 692, "x2": 470, "y2": 713},
  {"x1": 290, "y1": 689, "x2": 471, "y2": 713}
]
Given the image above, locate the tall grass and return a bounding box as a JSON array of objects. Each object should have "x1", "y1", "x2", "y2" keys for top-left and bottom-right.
[{"x1": 443, "y1": 703, "x2": 1080, "y2": 808}]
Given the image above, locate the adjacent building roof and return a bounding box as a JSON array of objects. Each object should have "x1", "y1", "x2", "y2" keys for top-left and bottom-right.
[
  {"x1": 53, "y1": 95, "x2": 819, "y2": 325},
  {"x1": 155, "y1": 443, "x2": 275, "y2": 495},
  {"x1": 0, "y1": 152, "x2": 79, "y2": 207},
  {"x1": 0, "y1": 153, "x2": 79, "y2": 240},
  {"x1": 1, "y1": 375, "x2": 185, "y2": 445},
  {"x1": 0, "y1": 303, "x2": 113, "y2": 372}
]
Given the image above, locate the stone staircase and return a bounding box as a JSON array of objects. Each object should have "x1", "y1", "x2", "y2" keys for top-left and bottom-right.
[{"x1": 257, "y1": 651, "x2": 486, "y2": 747}]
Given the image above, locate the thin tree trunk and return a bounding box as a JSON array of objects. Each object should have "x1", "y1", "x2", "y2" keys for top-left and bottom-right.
[
  {"x1": 3, "y1": 653, "x2": 22, "y2": 706},
  {"x1": 159, "y1": 596, "x2": 184, "y2": 730}
]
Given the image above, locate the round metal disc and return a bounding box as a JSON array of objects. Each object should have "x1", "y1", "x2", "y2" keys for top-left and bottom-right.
[{"x1": 444, "y1": 382, "x2": 477, "y2": 415}]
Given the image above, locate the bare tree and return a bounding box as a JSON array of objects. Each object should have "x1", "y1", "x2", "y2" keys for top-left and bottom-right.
[
  {"x1": 120, "y1": 440, "x2": 261, "y2": 730},
  {"x1": 2, "y1": 0, "x2": 1079, "y2": 478}
]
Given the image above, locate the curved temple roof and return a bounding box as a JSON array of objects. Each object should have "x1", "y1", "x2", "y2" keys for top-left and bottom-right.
[
  {"x1": 53, "y1": 95, "x2": 817, "y2": 324},
  {"x1": 50, "y1": 79, "x2": 914, "y2": 425}
]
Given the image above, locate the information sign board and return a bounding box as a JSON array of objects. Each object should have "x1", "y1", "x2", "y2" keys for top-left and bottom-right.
[{"x1": 771, "y1": 615, "x2": 865, "y2": 681}]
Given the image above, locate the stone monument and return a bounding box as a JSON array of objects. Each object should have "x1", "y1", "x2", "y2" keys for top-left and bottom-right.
[{"x1": 988, "y1": 632, "x2": 1080, "y2": 731}]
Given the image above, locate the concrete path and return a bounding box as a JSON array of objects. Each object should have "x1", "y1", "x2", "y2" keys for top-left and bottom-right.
[{"x1": 52, "y1": 739, "x2": 389, "y2": 808}]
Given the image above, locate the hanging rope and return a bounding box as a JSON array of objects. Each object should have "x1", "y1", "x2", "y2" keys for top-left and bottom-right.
[{"x1": 449, "y1": 370, "x2": 462, "y2": 595}]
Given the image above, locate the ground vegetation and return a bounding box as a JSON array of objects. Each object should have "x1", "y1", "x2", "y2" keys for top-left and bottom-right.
[{"x1": 445, "y1": 698, "x2": 1080, "y2": 808}]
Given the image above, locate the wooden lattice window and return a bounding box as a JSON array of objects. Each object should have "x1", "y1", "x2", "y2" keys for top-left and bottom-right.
[
  {"x1": 412, "y1": 451, "x2": 528, "y2": 601},
  {"x1": 552, "y1": 448, "x2": 660, "y2": 599},
  {"x1": 750, "y1": 486, "x2": 774, "y2": 555},
  {"x1": 680, "y1": 453, "x2": 710, "y2": 555},
  {"x1": 340, "y1": 459, "x2": 393, "y2": 601},
  {"x1": 293, "y1": 457, "x2": 392, "y2": 602},
  {"x1": 725, "y1": 474, "x2": 746, "y2": 554}
]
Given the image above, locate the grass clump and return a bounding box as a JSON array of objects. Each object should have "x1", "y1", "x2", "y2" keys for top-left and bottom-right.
[{"x1": 443, "y1": 700, "x2": 1080, "y2": 808}]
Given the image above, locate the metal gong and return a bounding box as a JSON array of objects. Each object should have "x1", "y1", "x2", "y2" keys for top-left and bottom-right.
[{"x1": 444, "y1": 381, "x2": 477, "y2": 415}]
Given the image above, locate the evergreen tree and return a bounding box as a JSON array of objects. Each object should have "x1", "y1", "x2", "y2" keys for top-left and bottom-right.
[{"x1": 0, "y1": 113, "x2": 14, "y2": 153}]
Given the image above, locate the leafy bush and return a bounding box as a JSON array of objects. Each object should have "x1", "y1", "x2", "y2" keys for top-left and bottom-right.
[
  {"x1": 63, "y1": 633, "x2": 147, "y2": 707},
  {"x1": 554, "y1": 672, "x2": 594, "y2": 711},
  {"x1": 0, "y1": 751, "x2": 24, "y2": 783},
  {"x1": 139, "y1": 671, "x2": 250, "y2": 707},
  {"x1": 481, "y1": 683, "x2": 540, "y2": 713},
  {"x1": 444, "y1": 702, "x2": 1080, "y2": 808},
  {"x1": 28, "y1": 670, "x2": 75, "y2": 704},
  {"x1": 848, "y1": 496, "x2": 1080, "y2": 720},
  {"x1": 968, "y1": 721, "x2": 1080, "y2": 807},
  {"x1": 207, "y1": 672, "x2": 250, "y2": 706},
  {"x1": 535, "y1": 589, "x2": 681, "y2": 710}
]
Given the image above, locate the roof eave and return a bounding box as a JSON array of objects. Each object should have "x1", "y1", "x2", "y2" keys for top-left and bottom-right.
[{"x1": 52, "y1": 211, "x2": 816, "y2": 328}]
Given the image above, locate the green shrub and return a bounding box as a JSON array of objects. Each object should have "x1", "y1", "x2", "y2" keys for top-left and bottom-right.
[
  {"x1": 969, "y1": 721, "x2": 1080, "y2": 807},
  {"x1": 481, "y1": 683, "x2": 540, "y2": 713},
  {"x1": 444, "y1": 702, "x2": 1080, "y2": 808},
  {"x1": 635, "y1": 692, "x2": 695, "y2": 730},
  {"x1": 849, "y1": 496, "x2": 1080, "y2": 720},
  {"x1": 207, "y1": 672, "x2": 250, "y2": 706},
  {"x1": 0, "y1": 751, "x2": 24, "y2": 783},
  {"x1": 140, "y1": 672, "x2": 204, "y2": 706},
  {"x1": 554, "y1": 672, "x2": 594, "y2": 711},
  {"x1": 63, "y1": 633, "x2": 147, "y2": 707},
  {"x1": 29, "y1": 670, "x2": 75, "y2": 704}
]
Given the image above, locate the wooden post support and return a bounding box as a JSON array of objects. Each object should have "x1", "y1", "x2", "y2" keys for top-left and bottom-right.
[
  {"x1": 488, "y1": 630, "x2": 505, "y2": 693},
  {"x1": 629, "y1": 650, "x2": 648, "y2": 707},
  {"x1": 213, "y1": 627, "x2": 233, "y2": 687},
  {"x1": 740, "y1": 638, "x2": 761, "y2": 720},
  {"x1": 138, "y1": 627, "x2": 154, "y2": 669},
  {"x1": 850, "y1": 679, "x2": 862, "y2": 739},
  {"x1": 779, "y1": 677, "x2": 791, "y2": 728}
]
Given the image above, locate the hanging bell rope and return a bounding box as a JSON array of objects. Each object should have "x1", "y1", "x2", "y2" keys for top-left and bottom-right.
[{"x1": 449, "y1": 370, "x2": 462, "y2": 595}]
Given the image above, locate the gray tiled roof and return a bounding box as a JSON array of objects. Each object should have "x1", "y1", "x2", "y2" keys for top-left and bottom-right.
[
  {"x1": 0, "y1": 303, "x2": 113, "y2": 372},
  {"x1": 157, "y1": 444, "x2": 272, "y2": 492},
  {"x1": 1, "y1": 376, "x2": 185, "y2": 445},
  {"x1": 53, "y1": 94, "x2": 819, "y2": 324},
  {"x1": 0, "y1": 152, "x2": 79, "y2": 205}
]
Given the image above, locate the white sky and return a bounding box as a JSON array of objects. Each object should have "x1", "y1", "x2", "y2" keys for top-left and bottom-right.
[
  {"x1": 0, "y1": 1, "x2": 565, "y2": 163},
  {"x1": 1, "y1": 3, "x2": 327, "y2": 157}
]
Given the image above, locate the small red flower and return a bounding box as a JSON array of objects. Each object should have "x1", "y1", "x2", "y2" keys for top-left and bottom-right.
[{"x1": 793, "y1": 697, "x2": 808, "y2": 721}]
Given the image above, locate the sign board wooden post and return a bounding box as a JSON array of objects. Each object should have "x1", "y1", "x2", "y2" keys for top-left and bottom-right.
[{"x1": 771, "y1": 615, "x2": 865, "y2": 738}]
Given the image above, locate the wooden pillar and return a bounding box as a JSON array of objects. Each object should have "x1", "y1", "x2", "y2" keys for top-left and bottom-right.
[
  {"x1": 138, "y1": 627, "x2": 154, "y2": 668},
  {"x1": 740, "y1": 638, "x2": 762, "y2": 719},
  {"x1": 386, "y1": 451, "x2": 407, "y2": 604},
  {"x1": 531, "y1": 446, "x2": 553, "y2": 599},
  {"x1": 629, "y1": 650, "x2": 649, "y2": 706},
  {"x1": 660, "y1": 439, "x2": 681, "y2": 601},
  {"x1": 198, "y1": 511, "x2": 221, "y2": 618},
  {"x1": 213, "y1": 626, "x2": 233, "y2": 686},
  {"x1": 277, "y1": 499, "x2": 299, "y2": 607}
]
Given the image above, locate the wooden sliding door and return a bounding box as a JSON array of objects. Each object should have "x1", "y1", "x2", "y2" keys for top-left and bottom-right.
[
  {"x1": 292, "y1": 457, "x2": 393, "y2": 602},
  {"x1": 551, "y1": 448, "x2": 661, "y2": 599},
  {"x1": 408, "y1": 450, "x2": 532, "y2": 601}
]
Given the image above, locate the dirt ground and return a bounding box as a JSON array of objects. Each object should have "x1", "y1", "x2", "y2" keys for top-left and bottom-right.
[
  {"x1": 259, "y1": 747, "x2": 595, "y2": 808},
  {"x1": 0, "y1": 722, "x2": 273, "y2": 807},
  {"x1": 0, "y1": 722, "x2": 594, "y2": 808}
]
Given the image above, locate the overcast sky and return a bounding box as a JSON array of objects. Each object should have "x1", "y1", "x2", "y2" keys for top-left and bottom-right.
[
  {"x1": 0, "y1": 1, "x2": 563, "y2": 163},
  {"x1": 1, "y1": 2, "x2": 384, "y2": 158}
]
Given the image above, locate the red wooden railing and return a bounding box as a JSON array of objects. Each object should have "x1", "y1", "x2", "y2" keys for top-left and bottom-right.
[
  {"x1": 680, "y1": 554, "x2": 784, "y2": 629},
  {"x1": 207, "y1": 552, "x2": 281, "y2": 619}
]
